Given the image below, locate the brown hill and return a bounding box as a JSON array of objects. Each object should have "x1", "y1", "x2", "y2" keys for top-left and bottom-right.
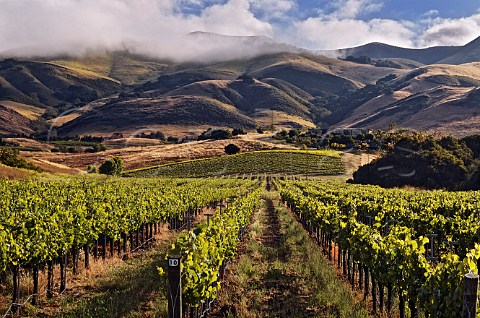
[
  {"x1": 438, "y1": 37, "x2": 480, "y2": 65},
  {"x1": 0, "y1": 104, "x2": 33, "y2": 135},
  {"x1": 0, "y1": 58, "x2": 121, "y2": 109},
  {"x1": 338, "y1": 63, "x2": 480, "y2": 136},
  {"x1": 165, "y1": 78, "x2": 312, "y2": 117},
  {"x1": 334, "y1": 42, "x2": 462, "y2": 65},
  {"x1": 57, "y1": 96, "x2": 256, "y2": 136}
]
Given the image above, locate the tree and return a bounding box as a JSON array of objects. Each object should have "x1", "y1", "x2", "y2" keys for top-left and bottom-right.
[
  {"x1": 99, "y1": 157, "x2": 124, "y2": 175},
  {"x1": 232, "y1": 128, "x2": 246, "y2": 136},
  {"x1": 225, "y1": 144, "x2": 241, "y2": 155}
]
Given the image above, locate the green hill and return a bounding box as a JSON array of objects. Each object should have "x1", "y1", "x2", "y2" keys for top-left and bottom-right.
[{"x1": 125, "y1": 150, "x2": 345, "y2": 178}]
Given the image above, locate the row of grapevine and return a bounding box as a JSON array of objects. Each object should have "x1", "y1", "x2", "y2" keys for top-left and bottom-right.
[
  {"x1": 127, "y1": 150, "x2": 345, "y2": 178},
  {"x1": 0, "y1": 177, "x2": 256, "y2": 314},
  {"x1": 166, "y1": 181, "x2": 264, "y2": 317},
  {"x1": 275, "y1": 180, "x2": 480, "y2": 318}
]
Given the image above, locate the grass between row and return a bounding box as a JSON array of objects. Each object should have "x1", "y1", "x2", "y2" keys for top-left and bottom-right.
[
  {"x1": 16, "y1": 231, "x2": 177, "y2": 318},
  {"x1": 211, "y1": 190, "x2": 370, "y2": 317}
]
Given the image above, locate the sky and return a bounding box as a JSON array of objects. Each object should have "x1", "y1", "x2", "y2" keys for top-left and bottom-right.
[{"x1": 1, "y1": 0, "x2": 480, "y2": 61}]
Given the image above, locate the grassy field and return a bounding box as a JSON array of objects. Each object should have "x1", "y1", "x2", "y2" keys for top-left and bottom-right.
[
  {"x1": 125, "y1": 150, "x2": 345, "y2": 178},
  {"x1": 210, "y1": 190, "x2": 369, "y2": 317}
]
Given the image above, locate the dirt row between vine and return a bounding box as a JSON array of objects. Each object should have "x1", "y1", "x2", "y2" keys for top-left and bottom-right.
[{"x1": 210, "y1": 190, "x2": 369, "y2": 317}]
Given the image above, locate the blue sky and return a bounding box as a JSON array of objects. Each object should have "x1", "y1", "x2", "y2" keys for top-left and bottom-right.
[
  {"x1": 295, "y1": 0, "x2": 480, "y2": 20},
  {"x1": 171, "y1": 0, "x2": 480, "y2": 49},
  {"x1": 1, "y1": 0, "x2": 480, "y2": 59}
]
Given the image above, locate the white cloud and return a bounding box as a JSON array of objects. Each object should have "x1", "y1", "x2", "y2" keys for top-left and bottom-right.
[
  {"x1": 1, "y1": 0, "x2": 480, "y2": 61},
  {"x1": 416, "y1": 14, "x2": 480, "y2": 47},
  {"x1": 289, "y1": 17, "x2": 414, "y2": 50},
  {"x1": 0, "y1": 0, "x2": 274, "y2": 61},
  {"x1": 421, "y1": 9, "x2": 439, "y2": 18}
]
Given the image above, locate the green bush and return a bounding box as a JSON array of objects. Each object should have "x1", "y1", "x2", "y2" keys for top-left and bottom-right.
[
  {"x1": 87, "y1": 165, "x2": 98, "y2": 173},
  {"x1": 99, "y1": 157, "x2": 124, "y2": 175},
  {"x1": 0, "y1": 149, "x2": 42, "y2": 171}
]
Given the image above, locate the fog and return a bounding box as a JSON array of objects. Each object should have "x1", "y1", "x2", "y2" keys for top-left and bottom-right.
[
  {"x1": 1, "y1": 0, "x2": 479, "y2": 63},
  {"x1": 0, "y1": 0, "x2": 299, "y2": 62}
]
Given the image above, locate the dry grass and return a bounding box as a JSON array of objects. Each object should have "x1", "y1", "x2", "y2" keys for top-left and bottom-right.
[
  {"x1": 4, "y1": 138, "x2": 55, "y2": 152},
  {"x1": 27, "y1": 159, "x2": 83, "y2": 175},
  {"x1": 0, "y1": 101, "x2": 45, "y2": 120},
  {"x1": 0, "y1": 163, "x2": 35, "y2": 179},
  {"x1": 254, "y1": 110, "x2": 315, "y2": 129},
  {"x1": 1, "y1": 224, "x2": 174, "y2": 318},
  {"x1": 24, "y1": 136, "x2": 296, "y2": 171}
]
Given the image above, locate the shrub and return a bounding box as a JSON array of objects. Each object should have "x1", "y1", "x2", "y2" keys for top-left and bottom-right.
[
  {"x1": 0, "y1": 149, "x2": 42, "y2": 171},
  {"x1": 232, "y1": 128, "x2": 247, "y2": 136},
  {"x1": 87, "y1": 165, "x2": 97, "y2": 173},
  {"x1": 99, "y1": 157, "x2": 124, "y2": 175},
  {"x1": 225, "y1": 144, "x2": 241, "y2": 155}
]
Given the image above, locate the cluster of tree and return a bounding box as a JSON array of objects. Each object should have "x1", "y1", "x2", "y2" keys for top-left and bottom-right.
[
  {"x1": 273, "y1": 128, "x2": 385, "y2": 150},
  {"x1": 351, "y1": 132, "x2": 480, "y2": 190},
  {"x1": 51, "y1": 142, "x2": 107, "y2": 154},
  {"x1": 132, "y1": 131, "x2": 197, "y2": 144},
  {"x1": 134, "y1": 131, "x2": 166, "y2": 141},
  {"x1": 198, "y1": 128, "x2": 247, "y2": 141},
  {"x1": 342, "y1": 56, "x2": 402, "y2": 69},
  {"x1": 0, "y1": 149, "x2": 42, "y2": 172}
]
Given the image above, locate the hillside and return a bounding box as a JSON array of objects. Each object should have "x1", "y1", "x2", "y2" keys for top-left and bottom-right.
[
  {"x1": 57, "y1": 96, "x2": 257, "y2": 136},
  {"x1": 2, "y1": 33, "x2": 480, "y2": 137},
  {"x1": 332, "y1": 35, "x2": 480, "y2": 66},
  {"x1": 338, "y1": 63, "x2": 480, "y2": 136},
  {"x1": 438, "y1": 37, "x2": 480, "y2": 65},
  {"x1": 47, "y1": 51, "x2": 170, "y2": 85},
  {"x1": 334, "y1": 42, "x2": 462, "y2": 65},
  {"x1": 49, "y1": 52, "x2": 409, "y2": 135},
  {"x1": 165, "y1": 79, "x2": 312, "y2": 117},
  {"x1": 0, "y1": 104, "x2": 33, "y2": 135},
  {"x1": 0, "y1": 58, "x2": 121, "y2": 110}
]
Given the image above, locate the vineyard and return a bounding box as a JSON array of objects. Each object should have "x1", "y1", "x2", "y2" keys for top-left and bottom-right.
[
  {"x1": 125, "y1": 150, "x2": 345, "y2": 178},
  {"x1": 276, "y1": 180, "x2": 480, "y2": 317},
  {"x1": 3, "y1": 169, "x2": 480, "y2": 317},
  {"x1": 0, "y1": 176, "x2": 261, "y2": 316}
]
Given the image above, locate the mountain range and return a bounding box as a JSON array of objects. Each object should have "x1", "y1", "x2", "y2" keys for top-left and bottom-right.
[{"x1": 1, "y1": 32, "x2": 480, "y2": 137}]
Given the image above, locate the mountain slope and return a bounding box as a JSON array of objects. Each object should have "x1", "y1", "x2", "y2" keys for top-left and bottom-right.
[
  {"x1": 165, "y1": 78, "x2": 312, "y2": 117},
  {"x1": 338, "y1": 63, "x2": 480, "y2": 136},
  {"x1": 57, "y1": 96, "x2": 257, "y2": 136},
  {"x1": 438, "y1": 37, "x2": 480, "y2": 65},
  {"x1": 334, "y1": 42, "x2": 462, "y2": 65},
  {"x1": 48, "y1": 51, "x2": 170, "y2": 85},
  {"x1": 0, "y1": 104, "x2": 33, "y2": 135},
  {"x1": 0, "y1": 59, "x2": 121, "y2": 109},
  {"x1": 51, "y1": 52, "x2": 407, "y2": 136}
]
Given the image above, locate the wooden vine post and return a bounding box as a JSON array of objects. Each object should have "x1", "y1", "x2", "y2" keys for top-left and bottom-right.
[
  {"x1": 168, "y1": 255, "x2": 182, "y2": 318},
  {"x1": 463, "y1": 273, "x2": 479, "y2": 318}
]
